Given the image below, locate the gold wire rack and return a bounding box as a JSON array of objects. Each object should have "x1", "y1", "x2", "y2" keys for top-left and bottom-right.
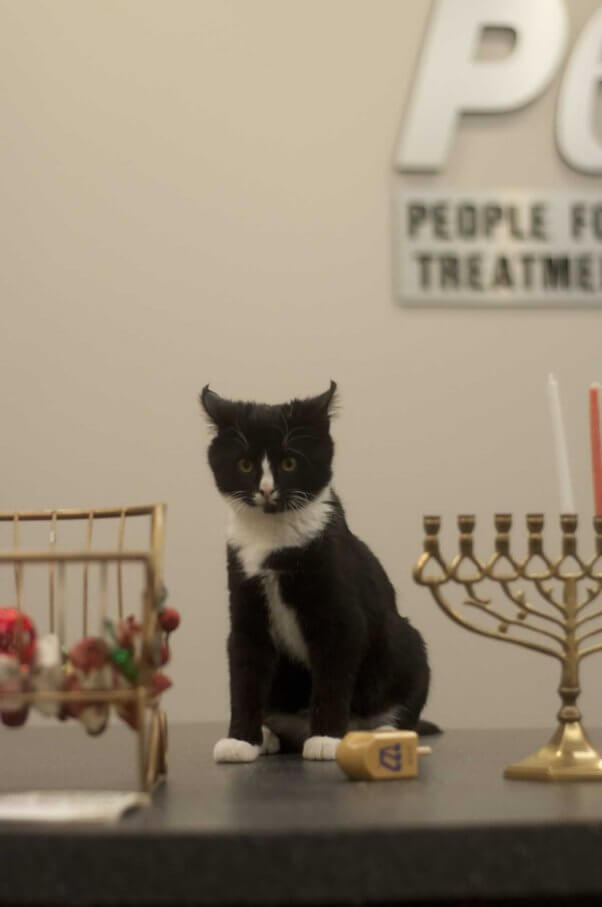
[{"x1": 0, "y1": 504, "x2": 169, "y2": 792}]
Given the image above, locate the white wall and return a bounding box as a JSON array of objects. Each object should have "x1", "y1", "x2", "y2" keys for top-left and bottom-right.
[{"x1": 1, "y1": 0, "x2": 601, "y2": 730}]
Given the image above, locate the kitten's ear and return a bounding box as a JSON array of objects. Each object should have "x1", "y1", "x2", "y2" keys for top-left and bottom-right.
[
  {"x1": 199, "y1": 385, "x2": 235, "y2": 430},
  {"x1": 293, "y1": 380, "x2": 339, "y2": 422},
  {"x1": 314, "y1": 380, "x2": 338, "y2": 418}
]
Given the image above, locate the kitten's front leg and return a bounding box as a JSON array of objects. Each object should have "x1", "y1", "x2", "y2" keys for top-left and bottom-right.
[
  {"x1": 303, "y1": 638, "x2": 359, "y2": 762},
  {"x1": 214, "y1": 572, "x2": 279, "y2": 763}
]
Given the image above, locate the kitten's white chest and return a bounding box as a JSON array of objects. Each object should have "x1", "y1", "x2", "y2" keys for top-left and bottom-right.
[
  {"x1": 230, "y1": 539, "x2": 310, "y2": 665},
  {"x1": 262, "y1": 572, "x2": 309, "y2": 666},
  {"x1": 225, "y1": 495, "x2": 333, "y2": 668}
]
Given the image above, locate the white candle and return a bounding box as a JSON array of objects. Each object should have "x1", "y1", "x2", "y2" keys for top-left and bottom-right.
[{"x1": 547, "y1": 373, "x2": 575, "y2": 513}]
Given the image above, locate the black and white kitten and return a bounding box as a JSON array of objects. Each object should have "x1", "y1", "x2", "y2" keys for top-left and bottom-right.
[{"x1": 201, "y1": 382, "x2": 434, "y2": 762}]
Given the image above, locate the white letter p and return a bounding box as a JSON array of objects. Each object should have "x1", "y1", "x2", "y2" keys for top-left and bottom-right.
[{"x1": 395, "y1": 0, "x2": 568, "y2": 172}]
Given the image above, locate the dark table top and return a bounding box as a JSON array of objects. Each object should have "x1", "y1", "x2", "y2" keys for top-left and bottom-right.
[{"x1": 2, "y1": 722, "x2": 602, "y2": 905}]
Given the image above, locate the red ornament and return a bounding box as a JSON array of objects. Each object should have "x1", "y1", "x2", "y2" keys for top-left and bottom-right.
[
  {"x1": 62, "y1": 671, "x2": 109, "y2": 736},
  {"x1": 0, "y1": 608, "x2": 36, "y2": 666},
  {"x1": 158, "y1": 608, "x2": 180, "y2": 634},
  {"x1": 62, "y1": 672, "x2": 81, "y2": 715},
  {"x1": 115, "y1": 701, "x2": 138, "y2": 730},
  {"x1": 151, "y1": 672, "x2": 172, "y2": 697},
  {"x1": 117, "y1": 616, "x2": 142, "y2": 652},
  {"x1": 2, "y1": 706, "x2": 29, "y2": 727},
  {"x1": 0, "y1": 652, "x2": 29, "y2": 727},
  {"x1": 159, "y1": 641, "x2": 170, "y2": 666},
  {"x1": 66, "y1": 638, "x2": 112, "y2": 735},
  {"x1": 69, "y1": 637, "x2": 109, "y2": 672}
]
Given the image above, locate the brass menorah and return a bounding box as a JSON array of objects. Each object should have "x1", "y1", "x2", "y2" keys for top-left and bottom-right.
[{"x1": 414, "y1": 513, "x2": 602, "y2": 781}]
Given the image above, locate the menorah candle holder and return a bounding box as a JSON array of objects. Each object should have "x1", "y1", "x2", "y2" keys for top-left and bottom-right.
[{"x1": 414, "y1": 513, "x2": 602, "y2": 781}]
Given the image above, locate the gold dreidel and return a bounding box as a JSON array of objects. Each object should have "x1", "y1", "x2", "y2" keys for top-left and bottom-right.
[{"x1": 336, "y1": 730, "x2": 432, "y2": 781}]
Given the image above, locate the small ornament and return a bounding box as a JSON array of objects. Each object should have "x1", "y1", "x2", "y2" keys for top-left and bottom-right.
[
  {"x1": 115, "y1": 702, "x2": 138, "y2": 730},
  {"x1": 151, "y1": 672, "x2": 172, "y2": 697},
  {"x1": 158, "y1": 608, "x2": 180, "y2": 634},
  {"x1": 104, "y1": 617, "x2": 140, "y2": 683},
  {"x1": 0, "y1": 608, "x2": 37, "y2": 666},
  {"x1": 67, "y1": 637, "x2": 112, "y2": 735},
  {"x1": 0, "y1": 653, "x2": 28, "y2": 727},
  {"x1": 103, "y1": 608, "x2": 178, "y2": 730},
  {"x1": 31, "y1": 634, "x2": 64, "y2": 718},
  {"x1": 113, "y1": 672, "x2": 172, "y2": 730},
  {"x1": 1, "y1": 707, "x2": 29, "y2": 727},
  {"x1": 158, "y1": 641, "x2": 169, "y2": 666},
  {"x1": 117, "y1": 615, "x2": 142, "y2": 653},
  {"x1": 110, "y1": 646, "x2": 138, "y2": 683},
  {"x1": 156, "y1": 608, "x2": 181, "y2": 667},
  {"x1": 70, "y1": 637, "x2": 110, "y2": 673}
]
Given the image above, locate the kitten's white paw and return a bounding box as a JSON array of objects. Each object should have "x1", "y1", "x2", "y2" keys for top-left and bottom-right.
[
  {"x1": 213, "y1": 728, "x2": 280, "y2": 763},
  {"x1": 261, "y1": 725, "x2": 280, "y2": 754},
  {"x1": 302, "y1": 735, "x2": 341, "y2": 761},
  {"x1": 213, "y1": 738, "x2": 261, "y2": 763}
]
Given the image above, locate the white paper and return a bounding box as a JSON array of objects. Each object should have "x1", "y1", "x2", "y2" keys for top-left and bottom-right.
[{"x1": 0, "y1": 790, "x2": 149, "y2": 823}]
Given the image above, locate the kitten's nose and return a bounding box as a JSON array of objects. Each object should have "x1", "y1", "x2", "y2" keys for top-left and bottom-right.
[{"x1": 260, "y1": 487, "x2": 273, "y2": 500}]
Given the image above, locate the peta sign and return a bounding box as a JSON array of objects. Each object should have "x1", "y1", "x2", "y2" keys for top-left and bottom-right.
[{"x1": 393, "y1": 0, "x2": 602, "y2": 306}]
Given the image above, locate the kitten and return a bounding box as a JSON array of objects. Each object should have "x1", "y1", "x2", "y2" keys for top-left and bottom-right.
[{"x1": 201, "y1": 382, "x2": 436, "y2": 762}]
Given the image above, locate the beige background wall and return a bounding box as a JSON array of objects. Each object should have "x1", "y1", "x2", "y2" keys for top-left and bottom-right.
[{"x1": 1, "y1": 0, "x2": 601, "y2": 730}]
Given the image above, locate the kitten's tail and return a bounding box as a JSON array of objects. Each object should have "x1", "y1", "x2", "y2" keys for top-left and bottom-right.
[
  {"x1": 416, "y1": 718, "x2": 442, "y2": 736},
  {"x1": 395, "y1": 703, "x2": 442, "y2": 736},
  {"x1": 265, "y1": 711, "x2": 443, "y2": 751}
]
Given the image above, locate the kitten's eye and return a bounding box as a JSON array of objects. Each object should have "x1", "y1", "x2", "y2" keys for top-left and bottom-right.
[
  {"x1": 281, "y1": 456, "x2": 297, "y2": 472},
  {"x1": 238, "y1": 458, "x2": 254, "y2": 473}
]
